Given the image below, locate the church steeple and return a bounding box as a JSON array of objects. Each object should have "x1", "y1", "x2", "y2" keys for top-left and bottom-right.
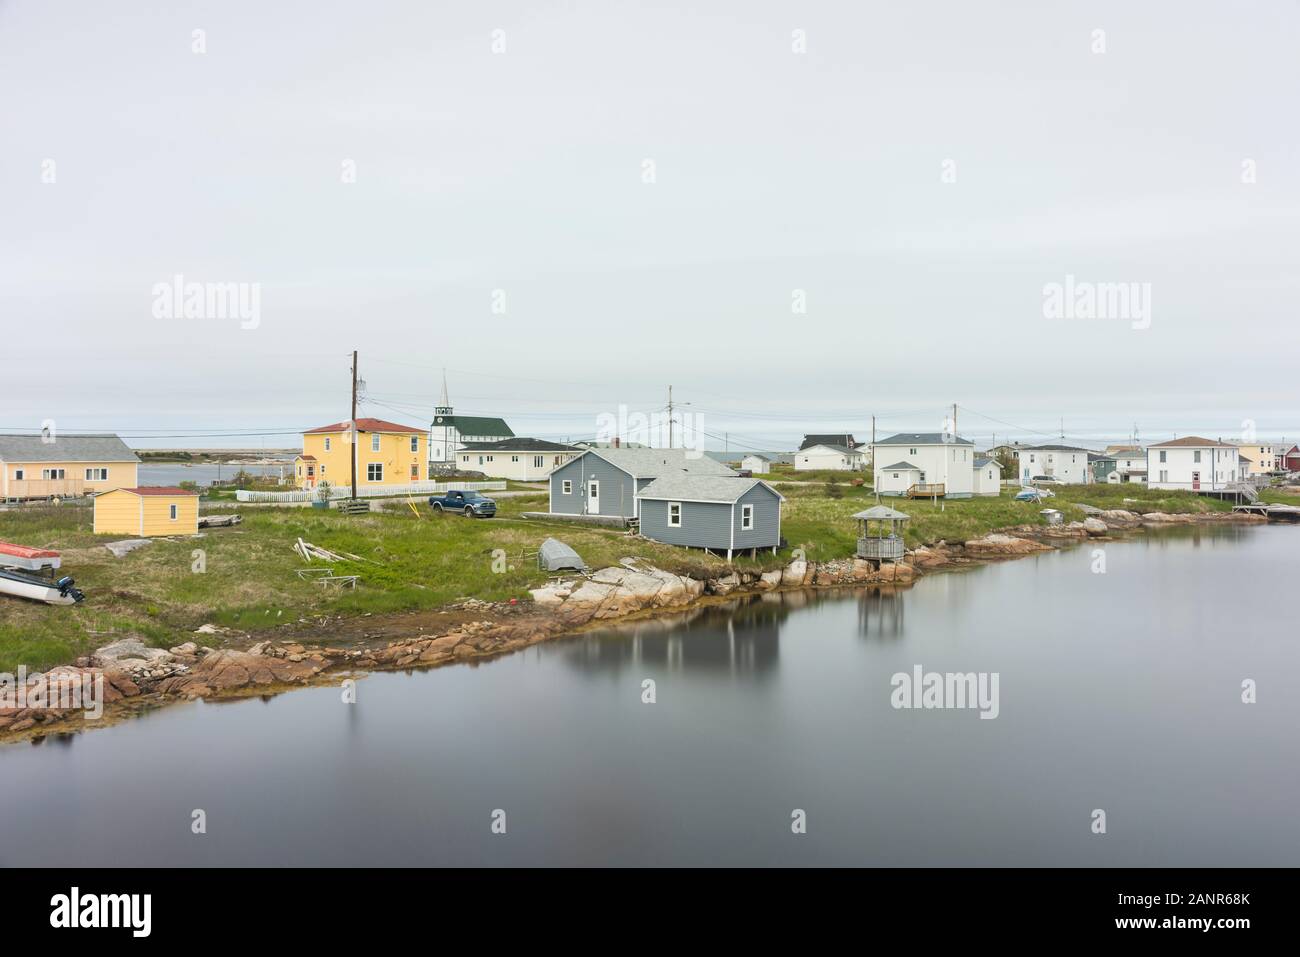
[{"x1": 435, "y1": 368, "x2": 452, "y2": 417}]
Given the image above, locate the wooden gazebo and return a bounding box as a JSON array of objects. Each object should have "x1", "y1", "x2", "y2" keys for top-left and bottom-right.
[{"x1": 853, "y1": 505, "x2": 910, "y2": 563}]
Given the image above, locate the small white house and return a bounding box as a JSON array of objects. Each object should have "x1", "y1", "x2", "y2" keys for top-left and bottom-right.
[
  {"x1": 1114, "y1": 449, "x2": 1147, "y2": 482},
  {"x1": 972, "y1": 457, "x2": 1002, "y2": 496},
  {"x1": 1147, "y1": 437, "x2": 1241, "y2": 491},
  {"x1": 795, "y1": 444, "x2": 865, "y2": 471},
  {"x1": 870, "y1": 433, "x2": 975, "y2": 498},
  {"x1": 457, "y1": 438, "x2": 580, "y2": 481},
  {"x1": 1016, "y1": 445, "x2": 1091, "y2": 484},
  {"x1": 740, "y1": 454, "x2": 772, "y2": 473}
]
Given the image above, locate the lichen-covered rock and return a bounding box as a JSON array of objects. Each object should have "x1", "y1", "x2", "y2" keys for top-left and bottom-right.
[
  {"x1": 158, "y1": 649, "x2": 327, "y2": 698},
  {"x1": 963, "y1": 534, "x2": 1053, "y2": 557},
  {"x1": 781, "y1": 559, "x2": 808, "y2": 587}
]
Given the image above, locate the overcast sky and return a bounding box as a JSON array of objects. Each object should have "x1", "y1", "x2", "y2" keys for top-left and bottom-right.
[{"x1": 2, "y1": 1, "x2": 1297, "y2": 451}]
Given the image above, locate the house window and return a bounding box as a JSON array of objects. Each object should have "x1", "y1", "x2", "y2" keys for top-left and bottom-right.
[
  {"x1": 892, "y1": 472, "x2": 899, "y2": 479},
  {"x1": 14, "y1": 469, "x2": 23, "y2": 481},
  {"x1": 320, "y1": 465, "x2": 326, "y2": 475},
  {"x1": 1193, "y1": 450, "x2": 1201, "y2": 463},
  {"x1": 169, "y1": 504, "x2": 178, "y2": 520},
  {"x1": 297, "y1": 466, "x2": 302, "y2": 477},
  {"x1": 41, "y1": 468, "x2": 65, "y2": 480},
  {"x1": 410, "y1": 436, "x2": 419, "y2": 453},
  {"x1": 367, "y1": 463, "x2": 383, "y2": 481},
  {"x1": 487, "y1": 456, "x2": 493, "y2": 462},
  {"x1": 371, "y1": 434, "x2": 381, "y2": 452},
  {"x1": 324, "y1": 437, "x2": 331, "y2": 451},
  {"x1": 85, "y1": 468, "x2": 108, "y2": 481},
  {"x1": 668, "y1": 502, "x2": 682, "y2": 527},
  {"x1": 307, "y1": 466, "x2": 315, "y2": 477},
  {"x1": 534, "y1": 456, "x2": 543, "y2": 468},
  {"x1": 562, "y1": 479, "x2": 572, "y2": 494},
  {"x1": 462, "y1": 455, "x2": 469, "y2": 463},
  {"x1": 1159, "y1": 451, "x2": 1167, "y2": 463},
  {"x1": 511, "y1": 455, "x2": 519, "y2": 463},
  {"x1": 741, "y1": 504, "x2": 754, "y2": 530},
  {"x1": 909, "y1": 448, "x2": 917, "y2": 456}
]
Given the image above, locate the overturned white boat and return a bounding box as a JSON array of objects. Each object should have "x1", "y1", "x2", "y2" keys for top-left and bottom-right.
[
  {"x1": 0, "y1": 541, "x2": 62, "y2": 572},
  {"x1": 0, "y1": 567, "x2": 85, "y2": 605}
]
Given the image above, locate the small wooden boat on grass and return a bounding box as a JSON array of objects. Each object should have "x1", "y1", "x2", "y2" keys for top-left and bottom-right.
[{"x1": 0, "y1": 567, "x2": 84, "y2": 605}]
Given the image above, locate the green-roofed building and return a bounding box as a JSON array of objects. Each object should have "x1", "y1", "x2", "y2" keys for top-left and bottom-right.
[{"x1": 428, "y1": 375, "x2": 515, "y2": 466}]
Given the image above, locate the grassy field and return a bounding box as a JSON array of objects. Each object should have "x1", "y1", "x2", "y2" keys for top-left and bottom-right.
[{"x1": 0, "y1": 481, "x2": 1266, "y2": 672}]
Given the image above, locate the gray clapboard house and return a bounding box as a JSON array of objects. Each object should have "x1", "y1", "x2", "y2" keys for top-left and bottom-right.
[
  {"x1": 548, "y1": 447, "x2": 738, "y2": 519},
  {"x1": 637, "y1": 475, "x2": 784, "y2": 559}
]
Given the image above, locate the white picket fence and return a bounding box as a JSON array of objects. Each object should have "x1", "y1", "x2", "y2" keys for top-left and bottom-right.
[{"x1": 235, "y1": 480, "x2": 506, "y2": 504}]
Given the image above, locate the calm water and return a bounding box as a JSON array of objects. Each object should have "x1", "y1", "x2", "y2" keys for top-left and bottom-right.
[
  {"x1": 138, "y1": 462, "x2": 289, "y2": 487},
  {"x1": 1, "y1": 524, "x2": 1296, "y2": 866}
]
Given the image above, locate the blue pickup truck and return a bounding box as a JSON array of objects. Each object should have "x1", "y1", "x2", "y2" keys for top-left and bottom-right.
[{"x1": 429, "y1": 489, "x2": 497, "y2": 518}]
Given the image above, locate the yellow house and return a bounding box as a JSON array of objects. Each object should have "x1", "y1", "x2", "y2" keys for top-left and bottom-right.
[
  {"x1": 93, "y1": 487, "x2": 200, "y2": 536},
  {"x1": 0, "y1": 433, "x2": 140, "y2": 500},
  {"x1": 1237, "y1": 443, "x2": 1275, "y2": 476},
  {"x1": 298, "y1": 418, "x2": 427, "y2": 490}
]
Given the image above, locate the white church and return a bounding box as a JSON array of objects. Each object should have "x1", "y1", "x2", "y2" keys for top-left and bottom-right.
[{"x1": 428, "y1": 376, "x2": 515, "y2": 467}]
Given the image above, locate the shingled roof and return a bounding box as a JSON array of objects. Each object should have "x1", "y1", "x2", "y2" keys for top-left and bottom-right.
[
  {"x1": 459, "y1": 437, "x2": 579, "y2": 453},
  {"x1": 431, "y1": 413, "x2": 513, "y2": 437},
  {"x1": 304, "y1": 418, "x2": 425, "y2": 434},
  {"x1": 637, "y1": 475, "x2": 782, "y2": 503},
  {"x1": 0, "y1": 433, "x2": 139, "y2": 464},
  {"x1": 582, "y1": 447, "x2": 737, "y2": 479},
  {"x1": 1148, "y1": 436, "x2": 1238, "y2": 448},
  {"x1": 800, "y1": 433, "x2": 858, "y2": 450},
  {"x1": 874, "y1": 432, "x2": 975, "y2": 446}
]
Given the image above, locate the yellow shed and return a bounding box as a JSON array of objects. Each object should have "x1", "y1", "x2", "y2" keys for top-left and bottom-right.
[{"x1": 93, "y1": 486, "x2": 201, "y2": 537}]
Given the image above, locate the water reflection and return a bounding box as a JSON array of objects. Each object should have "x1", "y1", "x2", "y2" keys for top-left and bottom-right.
[
  {"x1": 857, "y1": 586, "x2": 906, "y2": 640},
  {"x1": 556, "y1": 592, "x2": 809, "y2": 676}
]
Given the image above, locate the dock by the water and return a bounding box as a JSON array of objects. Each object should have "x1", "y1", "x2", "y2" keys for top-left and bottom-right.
[{"x1": 1233, "y1": 503, "x2": 1300, "y2": 523}]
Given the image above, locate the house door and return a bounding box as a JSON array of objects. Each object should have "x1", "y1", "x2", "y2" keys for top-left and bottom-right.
[
  {"x1": 1191, "y1": 471, "x2": 1200, "y2": 490},
  {"x1": 587, "y1": 480, "x2": 600, "y2": 514}
]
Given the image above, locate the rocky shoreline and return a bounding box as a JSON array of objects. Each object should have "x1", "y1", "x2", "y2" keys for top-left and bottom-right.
[{"x1": 0, "y1": 508, "x2": 1264, "y2": 741}]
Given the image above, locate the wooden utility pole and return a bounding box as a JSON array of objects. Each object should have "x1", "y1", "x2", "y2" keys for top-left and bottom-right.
[
  {"x1": 667, "y1": 385, "x2": 674, "y2": 449},
  {"x1": 350, "y1": 350, "x2": 359, "y2": 501},
  {"x1": 952, "y1": 403, "x2": 958, "y2": 437}
]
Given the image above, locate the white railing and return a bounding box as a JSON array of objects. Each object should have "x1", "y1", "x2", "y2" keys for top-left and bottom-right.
[{"x1": 235, "y1": 480, "x2": 506, "y2": 503}]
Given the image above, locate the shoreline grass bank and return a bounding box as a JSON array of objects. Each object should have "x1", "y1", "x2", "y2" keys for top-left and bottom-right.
[{"x1": 0, "y1": 483, "x2": 1289, "y2": 673}]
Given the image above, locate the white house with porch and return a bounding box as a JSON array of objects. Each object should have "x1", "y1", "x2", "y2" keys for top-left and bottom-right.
[
  {"x1": 1146, "y1": 437, "x2": 1241, "y2": 491},
  {"x1": 870, "y1": 433, "x2": 975, "y2": 498}
]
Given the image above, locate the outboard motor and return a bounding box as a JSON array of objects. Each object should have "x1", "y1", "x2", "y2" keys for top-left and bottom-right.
[{"x1": 55, "y1": 576, "x2": 85, "y2": 603}]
